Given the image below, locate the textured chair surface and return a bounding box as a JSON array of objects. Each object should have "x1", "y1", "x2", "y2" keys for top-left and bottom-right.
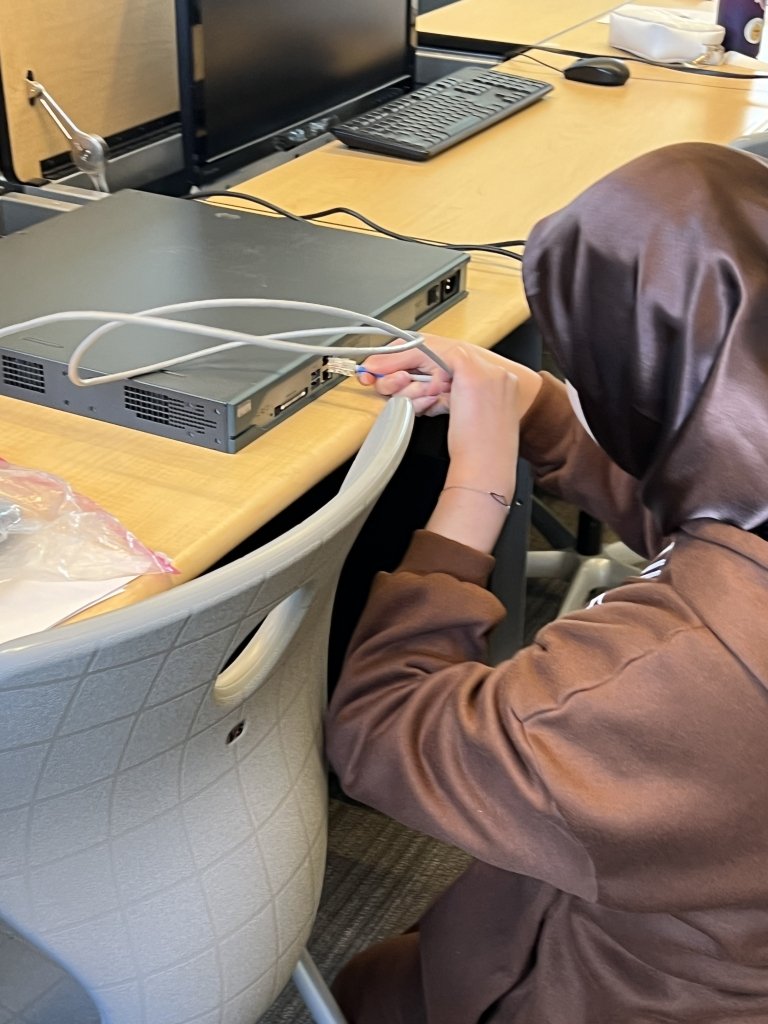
[{"x1": 0, "y1": 398, "x2": 413, "y2": 1024}]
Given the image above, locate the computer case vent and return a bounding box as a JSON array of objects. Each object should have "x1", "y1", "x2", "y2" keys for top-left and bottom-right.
[
  {"x1": 2, "y1": 354, "x2": 45, "y2": 393},
  {"x1": 124, "y1": 385, "x2": 217, "y2": 435}
]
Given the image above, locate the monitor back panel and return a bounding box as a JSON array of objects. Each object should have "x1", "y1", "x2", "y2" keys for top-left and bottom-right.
[{"x1": 177, "y1": 0, "x2": 417, "y2": 178}]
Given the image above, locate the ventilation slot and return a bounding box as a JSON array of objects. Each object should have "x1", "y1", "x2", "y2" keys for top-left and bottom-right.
[
  {"x1": 124, "y1": 385, "x2": 217, "y2": 434},
  {"x1": 2, "y1": 354, "x2": 45, "y2": 393}
]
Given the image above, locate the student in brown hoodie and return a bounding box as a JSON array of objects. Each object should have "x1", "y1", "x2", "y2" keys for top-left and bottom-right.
[{"x1": 324, "y1": 141, "x2": 768, "y2": 1023}]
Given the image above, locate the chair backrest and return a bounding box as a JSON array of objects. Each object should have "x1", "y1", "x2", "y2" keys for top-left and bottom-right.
[{"x1": 0, "y1": 397, "x2": 413, "y2": 1024}]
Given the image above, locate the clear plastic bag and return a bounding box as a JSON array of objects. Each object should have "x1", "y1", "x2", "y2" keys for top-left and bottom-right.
[{"x1": 0, "y1": 459, "x2": 176, "y2": 582}]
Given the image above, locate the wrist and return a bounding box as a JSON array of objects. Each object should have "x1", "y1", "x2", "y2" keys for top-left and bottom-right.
[
  {"x1": 427, "y1": 486, "x2": 512, "y2": 554},
  {"x1": 444, "y1": 467, "x2": 517, "y2": 502},
  {"x1": 442, "y1": 485, "x2": 518, "y2": 510}
]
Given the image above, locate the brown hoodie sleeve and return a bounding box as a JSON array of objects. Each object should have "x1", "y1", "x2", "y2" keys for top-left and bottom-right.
[
  {"x1": 327, "y1": 529, "x2": 760, "y2": 913},
  {"x1": 327, "y1": 529, "x2": 599, "y2": 901},
  {"x1": 520, "y1": 373, "x2": 664, "y2": 558}
]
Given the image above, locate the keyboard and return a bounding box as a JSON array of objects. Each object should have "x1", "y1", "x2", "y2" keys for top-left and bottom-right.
[{"x1": 331, "y1": 67, "x2": 554, "y2": 161}]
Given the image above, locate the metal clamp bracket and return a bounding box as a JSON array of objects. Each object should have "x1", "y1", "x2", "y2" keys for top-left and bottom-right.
[{"x1": 26, "y1": 76, "x2": 110, "y2": 192}]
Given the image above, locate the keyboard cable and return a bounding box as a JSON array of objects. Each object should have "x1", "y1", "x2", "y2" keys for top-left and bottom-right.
[{"x1": 183, "y1": 190, "x2": 526, "y2": 263}]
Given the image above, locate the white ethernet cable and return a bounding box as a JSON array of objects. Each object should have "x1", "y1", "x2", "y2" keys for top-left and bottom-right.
[{"x1": 0, "y1": 298, "x2": 451, "y2": 388}]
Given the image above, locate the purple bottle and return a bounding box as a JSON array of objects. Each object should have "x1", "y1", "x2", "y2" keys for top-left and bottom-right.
[{"x1": 718, "y1": 0, "x2": 766, "y2": 57}]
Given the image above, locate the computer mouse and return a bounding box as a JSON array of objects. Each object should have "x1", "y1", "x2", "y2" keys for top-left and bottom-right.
[{"x1": 563, "y1": 56, "x2": 630, "y2": 87}]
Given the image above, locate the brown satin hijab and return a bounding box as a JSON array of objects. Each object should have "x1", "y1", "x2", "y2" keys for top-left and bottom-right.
[{"x1": 522, "y1": 141, "x2": 768, "y2": 537}]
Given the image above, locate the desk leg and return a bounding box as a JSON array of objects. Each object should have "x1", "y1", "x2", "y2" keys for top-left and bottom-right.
[
  {"x1": 487, "y1": 460, "x2": 532, "y2": 663},
  {"x1": 486, "y1": 318, "x2": 541, "y2": 663}
]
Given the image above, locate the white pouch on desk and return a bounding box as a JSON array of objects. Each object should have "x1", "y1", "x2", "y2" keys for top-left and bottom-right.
[{"x1": 609, "y1": 5, "x2": 725, "y2": 63}]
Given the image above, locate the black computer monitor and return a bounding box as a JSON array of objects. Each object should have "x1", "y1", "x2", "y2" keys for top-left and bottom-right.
[{"x1": 175, "y1": 0, "x2": 417, "y2": 183}]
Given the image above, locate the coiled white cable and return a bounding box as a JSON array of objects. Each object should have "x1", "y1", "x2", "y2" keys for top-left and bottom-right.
[{"x1": 0, "y1": 298, "x2": 452, "y2": 388}]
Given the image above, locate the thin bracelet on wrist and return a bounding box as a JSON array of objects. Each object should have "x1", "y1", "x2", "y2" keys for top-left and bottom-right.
[{"x1": 442, "y1": 485, "x2": 522, "y2": 510}]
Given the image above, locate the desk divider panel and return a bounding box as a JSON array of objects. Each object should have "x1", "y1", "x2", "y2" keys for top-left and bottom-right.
[{"x1": 0, "y1": 0, "x2": 179, "y2": 184}]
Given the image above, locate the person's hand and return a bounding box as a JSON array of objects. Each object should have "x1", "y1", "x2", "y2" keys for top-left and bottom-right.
[
  {"x1": 357, "y1": 334, "x2": 458, "y2": 416},
  {"x1": 357, "y1": 333, "x2": 542, "y2": 419},
  {"x1": 445, "y1": 346, "x2": 520, "y2": 495},
  {"x1": 426, "y1": 346, "x2": 522, "y2": 554}
]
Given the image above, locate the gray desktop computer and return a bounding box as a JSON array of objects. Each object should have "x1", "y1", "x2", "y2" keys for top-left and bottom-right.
[{"x1": 0, "y1": 190, "x2": 467, "y2": 451}]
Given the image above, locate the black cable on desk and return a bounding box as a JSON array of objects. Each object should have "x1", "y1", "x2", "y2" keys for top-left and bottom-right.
[
  {"x1": 184, "y1": 190, "x2": 526, "y2": 263},
  {"x1": 419, "y1": 31, "x2": 768, "y2": 82},
  {"x1": 527, "y1": 42, "x2": 768, "y2": 81}
]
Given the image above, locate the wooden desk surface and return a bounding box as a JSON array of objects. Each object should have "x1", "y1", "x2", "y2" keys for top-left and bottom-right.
[
  {"x1": 547, "y1": 10, "x2": 768, "y2": 106},
  {"x1": 227, "y1": 47, "x2": 768, "y2": 268},
  {"x1": 3, "y1": 0, "x2": 767, "y2": 617},
  {"x1": 417, "y1": 0, "x2": 618, "y2": 47}
]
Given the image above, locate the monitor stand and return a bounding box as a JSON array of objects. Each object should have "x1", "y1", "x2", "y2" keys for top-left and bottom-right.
[{"x1": 414, "y1": 49, "x2": 498, "y2": 84}]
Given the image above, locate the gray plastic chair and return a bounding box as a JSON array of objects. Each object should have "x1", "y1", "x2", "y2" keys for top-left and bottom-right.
[
  {"x1": 526, "y1": 499, "x2": 645, "y2": 618},
  {"x1": 730, "y1": 133, "x2": 768, "y2": 158},
  {"x1": 0, "y1": 397, "x2": 414, "y2": 1024}
]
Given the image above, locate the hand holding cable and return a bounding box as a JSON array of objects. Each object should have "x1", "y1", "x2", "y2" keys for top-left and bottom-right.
[
  {"x1": 354, "y1": 334, "x2": 544, "y2": 420},
  {"x1": 354, "y1": 334, "x2": 459, "y2": 416},
  {"x1": 426, "y1": 347, "x2": 522, "y2": 554}
]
